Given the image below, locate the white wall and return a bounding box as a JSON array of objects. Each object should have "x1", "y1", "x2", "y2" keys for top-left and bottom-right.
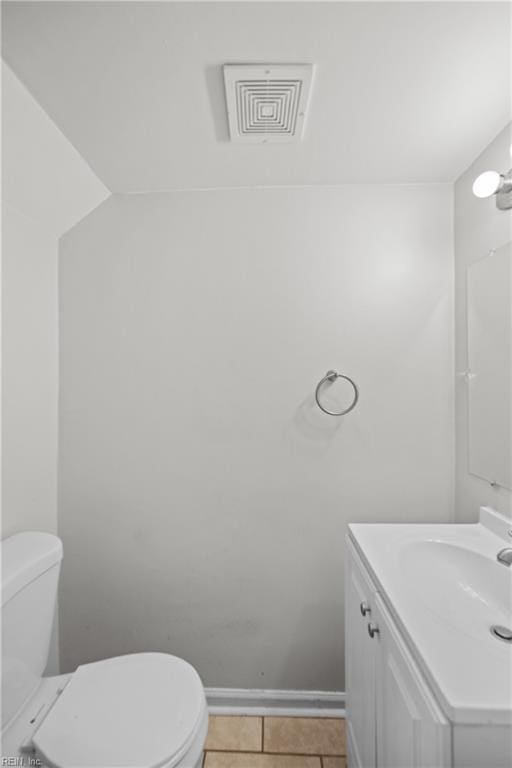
[
  {"x1": 1, "y1": 62, "x2": 109, "y2": 673},
  {"x1": 454, "y1": 125, "x2": 512, "y2": 521},
  {"x1": 1, "y1": 62, "x2": 109, "y2": 538},
  {"x1": 2, "y1": 204, "x2": 59, "y2": 538},
  {"x1": 59, "y1": 185, "x2": 454, "y2": 689}
]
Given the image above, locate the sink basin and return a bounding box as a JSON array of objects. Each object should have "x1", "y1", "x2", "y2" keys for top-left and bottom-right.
[{"x1": 400, "y1": 540, "x2": 512, "y2": 638}]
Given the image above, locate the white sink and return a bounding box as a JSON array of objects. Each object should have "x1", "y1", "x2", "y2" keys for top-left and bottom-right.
[
  {"x1": 349, "y1": 506, "x2": 512, "y2": 725},
  {"x1": 401, "y1": 540, "x2": 512, "y2": 638}
]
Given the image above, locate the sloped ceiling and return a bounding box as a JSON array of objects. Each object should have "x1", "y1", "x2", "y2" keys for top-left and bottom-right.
[
  {"x1": 2, "y1": 1, "x2": 510, "y2": 192},
  {"x1": 2, "y1": 62, "x2": 110, "y2": 236}
]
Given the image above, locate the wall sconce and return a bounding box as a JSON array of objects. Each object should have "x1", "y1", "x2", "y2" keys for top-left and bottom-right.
[{"x1": 472, "y1": 168, "x2": 512, "y2": 210}]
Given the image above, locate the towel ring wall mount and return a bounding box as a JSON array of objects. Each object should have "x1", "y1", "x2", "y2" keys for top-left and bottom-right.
[{"x1": 315, "y1": 370, "x2": 359, "y2": 416}]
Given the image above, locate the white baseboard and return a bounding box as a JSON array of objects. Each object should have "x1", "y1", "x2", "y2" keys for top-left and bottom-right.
[{"x1": 205, "y1": 687, "x2": 346, "y2": 718}]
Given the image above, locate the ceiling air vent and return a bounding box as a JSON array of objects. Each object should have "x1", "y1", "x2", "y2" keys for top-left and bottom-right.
[{"x1": 223, "y1": 64, "x2": 313, "y2": 144}]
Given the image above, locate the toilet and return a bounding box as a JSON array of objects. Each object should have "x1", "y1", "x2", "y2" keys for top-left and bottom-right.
[{"x1": 1, "y1": 532, "x2": 208, "y2": 767}]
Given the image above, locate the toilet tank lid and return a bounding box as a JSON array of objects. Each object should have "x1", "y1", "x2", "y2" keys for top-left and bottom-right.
[{"x1": 1, "y1": 532, "x2": 63, "y2": 606}]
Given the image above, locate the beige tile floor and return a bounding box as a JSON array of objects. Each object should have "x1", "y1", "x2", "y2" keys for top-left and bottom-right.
[{"x1": 203, "y1": 716, "x2": 346, "y2": 768}]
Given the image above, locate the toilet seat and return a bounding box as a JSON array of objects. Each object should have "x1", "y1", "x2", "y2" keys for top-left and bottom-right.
[{"x1": 31, "y1": 653, "x2": 206, "y2": 768}]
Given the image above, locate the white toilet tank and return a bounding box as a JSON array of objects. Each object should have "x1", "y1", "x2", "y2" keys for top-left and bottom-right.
[{"x1": 1, "y1": 532, "x2": 63, "y2": 729}]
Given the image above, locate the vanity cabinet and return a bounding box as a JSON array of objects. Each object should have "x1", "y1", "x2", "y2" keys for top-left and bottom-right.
[{"x1": 346, "y1": 538, "x2": 450, "y2": 768}]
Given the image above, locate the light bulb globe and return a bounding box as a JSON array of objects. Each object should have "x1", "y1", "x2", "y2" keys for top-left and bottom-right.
[{"x1": 472, "y1": 171, "x2": 502, "y2": 199}]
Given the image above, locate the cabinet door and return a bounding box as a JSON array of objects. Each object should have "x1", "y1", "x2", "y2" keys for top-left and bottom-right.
[
  {"x1": 345, "y1": 537, "x2": 377, "y2": 768},
  {"x1": 374, "y1": 594, "x2": 450, "y2": 768}
]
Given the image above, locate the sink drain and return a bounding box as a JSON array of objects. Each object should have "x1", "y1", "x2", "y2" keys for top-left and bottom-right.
[{"x1": 491, "y1": 625, "x2": 512, "y2": 643}]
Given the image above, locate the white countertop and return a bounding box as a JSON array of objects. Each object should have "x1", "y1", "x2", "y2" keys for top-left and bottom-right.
[{"x1": 349, "y1": 507, "x2": 512, "y2": 725}]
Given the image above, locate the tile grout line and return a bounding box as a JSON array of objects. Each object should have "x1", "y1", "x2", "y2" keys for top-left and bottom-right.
[{"x1": 203, "y1": 749, "x2": 344, "y2": 757}]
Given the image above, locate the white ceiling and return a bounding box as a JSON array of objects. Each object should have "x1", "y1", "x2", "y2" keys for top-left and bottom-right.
[{"x1": 2, "y1": 1, "x2": 510, "y2": 192}]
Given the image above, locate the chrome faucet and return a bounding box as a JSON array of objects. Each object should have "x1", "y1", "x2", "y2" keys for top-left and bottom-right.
[{"x1": 497, "y1": 548, "x2": 512, "y2": 566}]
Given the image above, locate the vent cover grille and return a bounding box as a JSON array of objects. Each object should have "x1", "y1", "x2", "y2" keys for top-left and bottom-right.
[{"x1": 223, "y1": 64, "x2": 313, "y2": 144}]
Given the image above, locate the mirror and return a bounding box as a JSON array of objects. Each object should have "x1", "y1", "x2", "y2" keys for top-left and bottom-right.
[{"x1": 467, "y1": 242, "x2": 512, "y2": 489}]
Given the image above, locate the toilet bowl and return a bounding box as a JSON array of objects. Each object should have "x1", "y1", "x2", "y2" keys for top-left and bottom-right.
[{"x1": 1, "y1": 532, "x2": 208, "y2": 767}]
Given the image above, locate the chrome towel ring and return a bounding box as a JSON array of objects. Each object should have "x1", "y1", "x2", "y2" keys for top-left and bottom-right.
[{"x1": 315, "y1": 370, "x2": 359, "y2": 416}]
